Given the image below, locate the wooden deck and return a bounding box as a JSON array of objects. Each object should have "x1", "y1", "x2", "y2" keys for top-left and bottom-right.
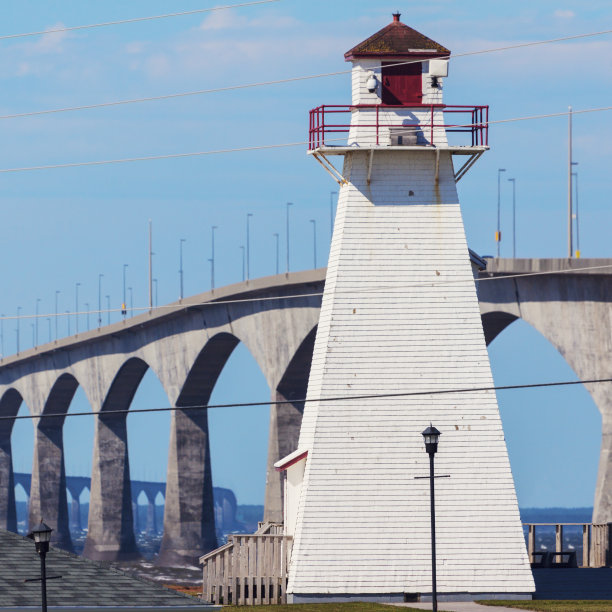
[{"x1": 200, "y1": 523, "x2": 292, "y2": 606}]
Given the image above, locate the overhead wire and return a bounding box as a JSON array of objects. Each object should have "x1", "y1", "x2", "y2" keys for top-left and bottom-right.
[
  {"x1": 3, "y1": 377, "x2": 612, "y2": 421},
  {"x1": 2, "y1": 261, "x2": 612, "y2": 322},
  {"x1": 1, "y1": 28, "x2": 612, "y2": 121},
  {"x1": 0, "y1": 0, "x2": 282, "y2": 42},
  {"x1": 1, "y1": 102, "x2": 612, "y2": 174}
]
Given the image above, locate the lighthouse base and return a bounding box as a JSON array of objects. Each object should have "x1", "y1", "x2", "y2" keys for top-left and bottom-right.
[{"x1": 289, "y1": 592, "x2": 533, "y2": 604}]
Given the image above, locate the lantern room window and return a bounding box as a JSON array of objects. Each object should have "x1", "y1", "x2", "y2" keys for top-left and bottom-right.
[{"x1": 381, "y1": 61, "x2": 423, "y2": 105}]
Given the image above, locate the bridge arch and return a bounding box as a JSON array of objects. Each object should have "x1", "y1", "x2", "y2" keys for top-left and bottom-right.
[
  {"x1": 28, "y1": 372, "x2": 82, "y2": 551},
  {"x1": 84, "y1": 356, "x2": 171, "y2": 562},
  {"x1": 484, "y1": 312, "x2": 602, "y2": 514},
  {"x1": 159, "y1": 331, "x2": 242, "y2": 565}
]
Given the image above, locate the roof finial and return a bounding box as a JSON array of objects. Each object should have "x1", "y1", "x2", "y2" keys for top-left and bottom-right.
[{"x1": 392, "y1": 12, "x2": 401, "y2": 23}]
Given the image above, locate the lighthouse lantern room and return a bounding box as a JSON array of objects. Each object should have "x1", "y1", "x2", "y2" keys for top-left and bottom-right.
[
  {"x1": 308, "y1": 12, "x2": 488, "y2": 182},
  {"x1": 279, "y1": 14, "x2": 535, "y2": 604}
]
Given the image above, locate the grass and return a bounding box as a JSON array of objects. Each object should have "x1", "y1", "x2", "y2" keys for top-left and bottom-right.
[{"x1": 477, "y1": 601, "x2": 612, "y2": 611}]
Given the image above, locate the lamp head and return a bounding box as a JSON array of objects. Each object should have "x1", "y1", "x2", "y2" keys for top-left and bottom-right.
[
  {"x1": 27, "y1": 520, "x2": 53, "y2": 555},
  {"x1": 421, "y1": 424, "x2": 441, "y2": 455},
  {"x1": 366, "y1": 72, "x2": 378, "y2": 94}
]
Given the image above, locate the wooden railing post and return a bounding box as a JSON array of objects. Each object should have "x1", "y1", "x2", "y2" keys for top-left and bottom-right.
[
  {"x1": 583, "y1": 524, "x2": 591, "y2": 567},
  {"x1": 555, "y1": 524, "x2": 563, "y2": 563},
  {"x1": 528, "y1": 524, "x2": 535, "y2": 564}
]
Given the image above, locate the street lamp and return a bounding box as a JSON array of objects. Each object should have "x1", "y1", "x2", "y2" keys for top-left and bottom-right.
[
  {"x1": 128, "y1": 287, "x2": 133, "y2": 317},
  {"x1": 273, "y1": 232, "x2": 279, "y2": 275},
  {"x1": 310, "y1": 219, "x2": 317, "y2": 268},
  {"x1": 105, "y1": 295, "x2": 110, "y2": 325},
  {"x1": 246, "y1": 213, "x2": 253, "y2": 281},
  {"x1": 496, "y1": 168, "x2": 506, "y2": 257},
  {"x1": 46, "y1": 318, "x2": 51, "y2": 343},
  {"x1": 179, "y1": 240, "x2": 185, "y2": 299},
  {"x1": 507, "y1": 178, "x2": 516, "y2": 258},
  {"x1": 422, "y1": 425, "x2": 441, "y2": 612},
  {"x1": 153, "y1": 280, "x2": 158, "y2": 308},
  {"x1": 65, "y1": 311, "x2": 70, "y2": 336},
  {"x1": 286, "y1": 202, "x2": 293, "y2": 273},
  {"x1": 27, "y1": 520, "x2": 53, "y2": 612},
  {"x1": 84, "y1": 303, "x2": 89, "y2": 331}
]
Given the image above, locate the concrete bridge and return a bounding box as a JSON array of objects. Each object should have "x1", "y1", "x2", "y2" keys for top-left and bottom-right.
[
  {"x1": 12, "y1": 472, "x2": 239, "y2": 539},
  {"x1": 0, "y1": 260, "x2": 610, "y2": 564}
]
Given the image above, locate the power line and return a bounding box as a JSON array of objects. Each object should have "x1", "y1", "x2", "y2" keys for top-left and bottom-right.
[
  {"x1": 2, "y1": 102, "x2": 612, "y2": 174},
  {"x1": 4, "y1": 377, "x2": 612, "y2": 421},
  {"x1": 1, "y1": 28, "x2": 611, "y2": 121},
  {"x1": 0, "y1": 0, "x2": 281, "y2": 42},
  {"x1": 3, "y1": 261, "x2": 612, "y2": 322}
]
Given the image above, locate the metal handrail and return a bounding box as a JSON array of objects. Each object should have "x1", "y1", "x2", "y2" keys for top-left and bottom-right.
[{"x1": 308, "y1": 103, "x2": 489, "y2": 150}]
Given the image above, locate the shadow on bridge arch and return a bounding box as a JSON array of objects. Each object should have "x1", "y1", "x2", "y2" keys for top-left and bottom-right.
[
  {"x1": 0, "y1": 388, "x2": 26, "y2": 533},
  {"x1": 83, "y1": 356, "x2": 171, "y2": 562},
  {"x1": 485, "y1": 314, "x2": 601, "y2": 516}
]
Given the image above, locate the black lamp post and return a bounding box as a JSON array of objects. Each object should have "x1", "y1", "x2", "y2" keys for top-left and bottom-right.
[
  {"x1": 422, "y1": 425, "x2": 441, "y2": 612},
  {"x1": 27, "y1": 521, "x2": 53, "y2": 612}
]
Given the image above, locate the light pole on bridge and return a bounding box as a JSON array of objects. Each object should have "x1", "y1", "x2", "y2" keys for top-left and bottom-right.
[
  {"x1": 46, "y1": 318, "x2": 51, "y2": 343},
  {"x1": 106, "y1": 295, "x2": 110, "y2": 325},
  {"x1": 211, "y1": 226, "x2": 217, "y2": 290},
  {"x1": 75, "y1": 283, "x2": 80, "y2": 334},
  {"x1": 55, "y1": 290, "x2": 61, "y2": 340},
  {"x1": 98, "y1": 274, "x2": 103, "y2": 328},
  {"x1": 123, "y1": 264, "x2": 128, "y2": 317},
  {"x1": 84, "y1": 303, "x2": 90, "y2": 331},
  {"x1": 572, "y1": 161, "x2": 580, "y2": 257},
  {"x1": 246, "y1": 213, "x2": 253, "y2": 281},
  {"x1": 128, "y1": 287, "x2": 133, "y2": 317},
  {"x1": 239, "y1": 246, "x2": 245, "y2": 282},
  {"x1": 273, "y1": 233, "x2": 279, "y2": 275},
  {"x1": 496, "y1": 168, "x2": 506, "y2": 257},
  {"x1": 179, "y1": 240, "x2": 186, "y2": 299},
  {"x1": 16, "y1": 306, "x2": 21, "y2": 354},
  {"x1": 286, "y1": 202, "x2": 293, "y2": 273},
  {"x1": 507, "y1": 178, "x2": 516, "y2": 259},
  {"x1": 35, "y1": 298, "x2": 41, "y2": 346}
]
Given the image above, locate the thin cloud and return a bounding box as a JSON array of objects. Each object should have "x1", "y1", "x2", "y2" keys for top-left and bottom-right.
[{"x1": 554, "y1": 9, "x2": 576, "y2": 18}]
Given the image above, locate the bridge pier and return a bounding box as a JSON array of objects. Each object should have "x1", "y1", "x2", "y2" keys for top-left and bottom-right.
[
  {"x1": 0, "y1": 422, "x2": 16, "y2": 532},
  {"x1": 158, "y1": 407, "x2": 216, "y2": 565},
  {"x1": 84, "y1": 411, "x2": 139, "y2": 561},
  {"x1": 29, "y1": 419, "x2": 72, "y2": 550},
  {"x1": 66, "y1": 485, "x2": 82, "y2": 533},
  {"x1": 0, "y1": 389, "x2": 23, "y2": 533},
  {"x1": 145, "y1": 495, "x2": 158, "y2": 535}
]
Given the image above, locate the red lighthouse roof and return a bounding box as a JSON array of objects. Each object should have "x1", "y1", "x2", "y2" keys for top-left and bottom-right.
[{"x1": 344, "y1": 13, "x2": 450, "y2": 61}]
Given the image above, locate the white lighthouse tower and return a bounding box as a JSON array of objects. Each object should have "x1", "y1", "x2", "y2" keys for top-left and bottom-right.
[{"x1": 276, "y1": 15, "x2": 535, "y2": 603}]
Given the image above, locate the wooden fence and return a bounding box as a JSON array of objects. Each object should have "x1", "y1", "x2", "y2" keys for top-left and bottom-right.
[
  {"x1": 200, "y1": 523, "x2": 293, "y2": 605},
  {"x1": 525, "y1": 523, "x2": 611, "y2": 567}
]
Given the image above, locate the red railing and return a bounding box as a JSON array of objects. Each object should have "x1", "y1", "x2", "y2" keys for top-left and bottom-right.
[{"x1": 308, "y1": 104, "x2": 489, "y2": 150}]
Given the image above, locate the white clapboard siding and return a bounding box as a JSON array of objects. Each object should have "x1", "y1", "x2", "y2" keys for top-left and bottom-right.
[{"x1": 288, "y1": 149, "x2": 535, "y2": 596}]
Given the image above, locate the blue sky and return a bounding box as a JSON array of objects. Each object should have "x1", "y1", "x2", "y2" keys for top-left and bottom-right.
[{"x1": 4, "y1": 1, "x2": 612, "y2": 509}]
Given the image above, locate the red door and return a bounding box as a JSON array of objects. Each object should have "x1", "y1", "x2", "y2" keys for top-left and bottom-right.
[{"x1": 381, "y1": 62, "x2": 423, "y2": 105}]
